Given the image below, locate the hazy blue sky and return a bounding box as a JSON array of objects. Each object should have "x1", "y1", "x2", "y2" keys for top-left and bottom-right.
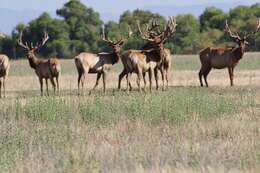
[
  {"x1": 1, "y1": 0, "x2": 260, "y2": 12},
  {"x1": 1, "y1": 0, "x2": 260, "y2": 34}
]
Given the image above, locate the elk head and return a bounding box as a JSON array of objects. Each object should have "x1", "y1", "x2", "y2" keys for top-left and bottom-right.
[
  {"x1": 225, "y1": 19, "x2": 260, "y2": 49},
  {"x1": 17, "y1": 30, "x2": 49, "y2": 59},
  {"x1": 101, "y1": 26, "x2": 133, "y2": 54},
  {"x1": 138, "y1": 16, "x2": 177, "y2": 58}
]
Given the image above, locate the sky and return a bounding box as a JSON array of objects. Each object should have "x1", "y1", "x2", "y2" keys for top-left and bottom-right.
[
  {"x1": 1, "y1": 0, "x2": 260, "y2": 12},
  {"x1": 0, "y1": 0, "x2": 260, "y2": 34}
]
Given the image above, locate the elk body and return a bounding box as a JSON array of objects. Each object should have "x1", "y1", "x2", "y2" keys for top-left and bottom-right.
[
  {"x1": 199, "y1": 19, "x2": 260, "y2": 87},
  {"x1": 0, "y1": 54, "x2": 10, "y2": 98},
  {"x1": 74, "y1": 27, "x2": 132, "y2": 94},
  {"x1": 118, "y1": 17, "x2": 176, "y2": 91},
  {"x1": 17, "y1": 31, "x2": 61, "y2": 96}
]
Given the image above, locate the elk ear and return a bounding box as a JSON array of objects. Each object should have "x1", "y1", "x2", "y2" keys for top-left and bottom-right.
[{"x1": 245, "y1": 41, "x2": 249, "y2": 45}]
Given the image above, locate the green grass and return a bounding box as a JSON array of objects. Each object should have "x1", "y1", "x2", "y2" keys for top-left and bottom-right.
[
  {"x1": 2, "y1": 53, "x2": 260, "y2": 173},
  {"x1": 0, "y1": 87, "x2": 259, "y2": 172}
]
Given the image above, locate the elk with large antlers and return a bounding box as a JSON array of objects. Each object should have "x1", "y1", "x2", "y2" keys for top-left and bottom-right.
[
  {"x1": 118, "y1": 17, "x2": 176, "y2": 91},
  {"x1": 17, "y1": 31, "x2": 61, "y2": 96},
  {"x1": 74, "y1": 26, "x2": 132, "y2": 94},
  {"x1": 199, "y1": 19, "x2": 260, "y2": 87}
]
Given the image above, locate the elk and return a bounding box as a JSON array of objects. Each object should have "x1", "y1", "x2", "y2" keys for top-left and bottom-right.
[
  {"x1": 199, "y1": 19, "x2": 260, "y2": 87},
  {"x1": 118, "y1": 17, "x2": 176, "y2": 91},
  {"x1": 141, "y1": 19, "x2": 174, "y2": 90},
  {"x1": 0, "y1": 54, "x2": 10, "y2": 98},
  {"x1": 17, "y1": 31, "x2": 61, "y2": 96},
  {"x1": 74, "y1": 26, "x2": 132, "y2": 94}
]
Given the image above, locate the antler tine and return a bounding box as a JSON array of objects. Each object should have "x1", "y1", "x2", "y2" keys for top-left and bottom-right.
[
  {"x1": 160, "y1": 16, "x2": 177, "y2": 42},
  {"x1": 17, "y1": 30, "x2": 30, "y2": 50},
  {"x1": 246, "y1": 18, "x2": 260, "y2": 37},
  {"x1": 34, "y1": 31, "x2": 49, "y2": 50},
  {"x1": 137, "y1": 20, "x2": 155, "y2": 42},
  {"x1": 101, "y1": 25, "x2": 114, "y2": 44},
  {"x1": 116, "y1": 25, "x2": 133, "y2": 44},
  {"x1": 225, "y1": 20, "x2": 241, "y2": 40}
]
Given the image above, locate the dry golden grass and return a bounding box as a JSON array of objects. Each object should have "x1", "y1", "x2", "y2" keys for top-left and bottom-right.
[{"x1": 1, "y1": 53, "x2": 260, "y2": 173}]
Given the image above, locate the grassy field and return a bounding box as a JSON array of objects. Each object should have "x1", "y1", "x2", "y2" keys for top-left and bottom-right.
[{"x1": 1, "y1": 52, "x2": 260, "y2": 173}]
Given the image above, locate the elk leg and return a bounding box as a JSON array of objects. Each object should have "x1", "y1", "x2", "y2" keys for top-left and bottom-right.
[
  {"x1": 160, "y1": 67, "x2": 165, "y2": 91},
  {"x1": 165, "y1": 68, "x2": 169, "y2": 89},
  {"x1": 118, "y1": 69, "x2": 127, "y2": 90},
  {"x1": 148, "y1": 68, "x2": 154, "y2": 92},
  {"x1": 126, "y1": 73, "x2": 133, "y2": 92},
  {"x1": 203, "y1": 68, "x2": 211, "y2": 87},
  {"x1": 228, "y1": 67, "x2": 234, "y2": 87},
  {"x1": 137, "y1": 71, "x2": 142, "y2": 92},
  {"x1": 199, "y1": 69, "x2": 204, "y2": 87},
  {"x1": 154, "y1": 68, "x2": 159, "y2": 90},
  {"x1": 77, "y1": 72, "x2": 82, "y2": 93},
  {"x1": 50, "y1": 77, "x2": 56, "y2": 94},
  {"x1": 3, "y1": 77, "x2": 6, "y2": 98},
  {"x1": 91, "y1": 73, "x2": 102, "y2": 94},
  {"x1": 45, "y1": 79, "x2": 49, "y2": 96},
  {"x1": 102, "y1": 72, "x2": 107, "y2": 93},
  {"x1": 56, "y1": 76, "x2": 60, "y2": 94},
  {"x1": 39, "y1": 78, "x2": 43, "y2": 96},
  {"x1": 142, "y1": 72, "x2": 147, "y2": 91},
  {"x1": 0, "y1": 80, "x2": 2, "y2": 98}
]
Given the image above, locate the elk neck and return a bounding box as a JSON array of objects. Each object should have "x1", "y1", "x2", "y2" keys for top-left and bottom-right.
[
  {"x1": 27, "y1": 54, "x2": 40, "y2": 69},
  {"x1": 111, "y1": 51, "x2": 120, "y2": 65},
  {"x1": 232, "y1": 45, "x2": 245, "y2": 62}
]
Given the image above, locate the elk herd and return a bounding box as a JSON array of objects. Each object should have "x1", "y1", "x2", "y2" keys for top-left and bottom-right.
[{"x1": 0, "y1": 17, "x2": 260, "y2": 97}]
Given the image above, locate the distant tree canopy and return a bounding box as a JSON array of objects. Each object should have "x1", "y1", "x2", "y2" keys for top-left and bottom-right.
[{"x1": 1, "y1": 0, "x2": 260, "y2": 58}]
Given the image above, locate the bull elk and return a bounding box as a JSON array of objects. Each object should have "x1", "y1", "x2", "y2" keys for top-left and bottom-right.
[
  {"x1": 74, "y1": 26, "x2": 132, "y2": 94},
  {"x1": 141, "y1": 19, "x2": 175, "y2": 90},
  {"x1": 199, "y1": 19, "x2": 260, "y2": 87},
  {"x1": 17, "y1": 31, "x2": 61, "y2": 96},
  {"x1": 118, "y1": 17, "x2": 176, "y2": 91}
]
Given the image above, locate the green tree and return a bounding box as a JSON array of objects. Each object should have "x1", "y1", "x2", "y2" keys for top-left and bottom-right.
[
  {"x1": 200, "y1": 7, "x2": 228, "y2": 31},
  {"x1": 57, "y1": 0, "x2": 103, "y2": 54},
  {"x1": 172, "y1": 14, "x2": 200, "y2": 54}
]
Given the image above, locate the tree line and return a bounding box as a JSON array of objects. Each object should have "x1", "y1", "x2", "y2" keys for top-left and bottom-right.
[{"x1": 0, "y1": 0, "x2": 260, "y2": 59}]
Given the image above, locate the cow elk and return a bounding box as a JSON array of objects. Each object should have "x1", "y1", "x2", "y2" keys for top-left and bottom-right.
[
  {"x1": 17, "y1": 31, "x2": 61, "y2": 96},
  {"x1": 199, "y1": 19, "x2": 260, "y2": 87},
  {"x1": 74, "y1": 26, "x2": 132, "y2": 94},
  {"x1": 118, "y1": 17, "x2": 176, "y2": 91}
]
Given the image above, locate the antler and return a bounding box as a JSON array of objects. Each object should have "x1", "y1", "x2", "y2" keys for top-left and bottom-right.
[
  {"x1": 225, "y1": 20, "x2": 241, "y2": 41},
  {"x1": 17, "y1": 30, "x2": 30, "y2": 50},
  {"x1": 161, "y1": 16, "x2": 177, "y2": 42},
  {"x1": 34, "y1": 31, "x2": 49, "y2": 50},
  {"x1": 115, "y1": 26, "x2": 133, "y2": 45},
  {"x1": 101, "y1": 26, "x2": 114, "y2": 45},
  {"x1": 101, "y1": 25, "x2": 132, "y2": 45},
  {"x1": 245, "y1": 18, "x2": 260, "y2": 38},
  {"x1": 137, "y1": 21, "x2": 156, "y2": 42}
]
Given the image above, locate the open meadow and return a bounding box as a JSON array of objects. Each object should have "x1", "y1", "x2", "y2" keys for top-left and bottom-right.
[{"x1": 1, "y1": 52, "x2": 260, "y2": 173}]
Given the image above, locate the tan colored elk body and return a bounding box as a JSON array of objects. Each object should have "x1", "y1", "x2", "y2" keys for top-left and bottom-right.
[
  {"x1": 0, "y1": 54, "x2": 10, "y2": 98},
  {"x1": 118, "y1": 17, "x2": 176, "y2": 91},
  {"x1": 199, "y1": 19, "x2": 260, "y2": 87},
  {"x1": 17, "y1": 31, "x2": 61, "y2": 96},
  {"x1": 74, "y1": 27, "x2": 132, "y2": 94}
]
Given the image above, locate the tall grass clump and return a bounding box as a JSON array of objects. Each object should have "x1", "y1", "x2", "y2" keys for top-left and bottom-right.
[{"x1": 25, "y1": 97, "x2": 70, "y2": 122}]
